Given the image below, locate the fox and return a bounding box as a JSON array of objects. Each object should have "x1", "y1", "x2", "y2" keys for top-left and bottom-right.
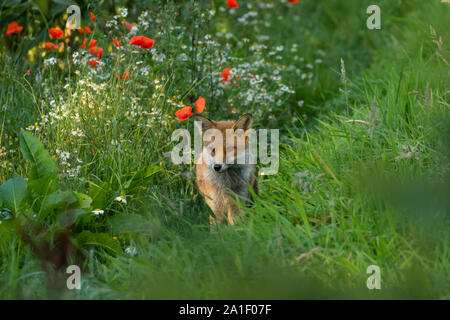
[{"x1": 194, "y1": 113, "x2": 258, "y2": 226}]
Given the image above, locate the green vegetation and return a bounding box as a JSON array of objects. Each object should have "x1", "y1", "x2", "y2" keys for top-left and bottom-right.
[{"x1": 0, "y1": 0, "x2": 449, "y2": 299}]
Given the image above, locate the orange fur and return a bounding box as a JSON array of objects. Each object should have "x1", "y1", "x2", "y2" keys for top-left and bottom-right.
[{"x1": 195, "y1": 114, "x2": 258, "y2": 227}]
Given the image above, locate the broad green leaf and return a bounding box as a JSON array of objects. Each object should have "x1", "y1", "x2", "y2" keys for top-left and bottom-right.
[
  {"x1": 77, "y1": 231, "x2": 122, "y2": 253},
  {"x1": 75, "y1": 193, "x2": 92, "y2": 209},
  {"x1": 58, "y1": 208, "x2": 89, "y2": 227},
  {"x1": 74, "y1": 209, "x2": 94, "y2": 225},
  {"x1": 41, "y1": 190, "x2": 77, "y2": 216},
  {"x1": 28, "y1": 175, "x2": 59, "y2": 196},
  {"x1": 0, "y1": 174, "x2": 28, "y2": 212},
  {"x1": 88, "y1": 181, "x2": 109, "y2": 209},
  {"x1": 20, "y1": 131, "x2": 58, "y2": 178},
  {"x1": 20, "y1": 131, "x2": 58, "y2": 195}
]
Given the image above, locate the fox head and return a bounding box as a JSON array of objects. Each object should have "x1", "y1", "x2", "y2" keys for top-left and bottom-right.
[{"x1": 195, "y1": 113, "x2": 253, "y2": 173}]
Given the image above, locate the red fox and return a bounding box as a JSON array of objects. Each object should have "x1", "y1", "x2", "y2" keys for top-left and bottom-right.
[{"x1": 195, "y1": 114, "x2": 258, "y2": 226}]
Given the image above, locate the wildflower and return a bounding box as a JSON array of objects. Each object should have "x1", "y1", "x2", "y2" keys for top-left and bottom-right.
[
  {"x1": 77, "y1": 26, "x2": 91, "y2": 34},
  {"x1": 115, "y1": 195, "x2": 127, "y2": 204},
  {"x1": 175, "y1": 106, "x2": 193, "y2": 122},
  {"x1": 44, "y1": 42, "x2": 59, "y2": 50},
  {"x1": 92, "y1": 209, "x2": 104, "y2": 215},
  {"x1": 81, "y1": 38, "x2": 87, "y2": 48},
  {"x1": 112, "y1": 38, "x2": 122, "y2": 47},
  {"x1": 124, "y1": 22, "x2": 132, "y2": 30},
  {"x1": 115, "y1": 71, "x2": 130, "y2": 81},
  {"x1": 6, "y1": 21, "x2": 23, "y2": 36},
  {"x1": 90, "y1": 12, "x2": 96, "y2": 22},
  {"x1": 88, "y1": 59, "x2": 99, "y2": 66},
  {"x1": 95, "y1": 47, "x2": 103, "y2": 58},
  {"x1": 288, "y1": 0, "x2": 299, "y2": 3},
  {"x1": 227, "y1": 0, "x2": 239, "y2": 8},
  {"x1": 118, "y1": 7, "x2": 128, "y2": 18},
  {"x1": 88, "y1": 39, "x2": 97, "y2": 48},
  {"x1": 220, "y1": 68, "x2": 232, "y2": 83},
  {"x1": 43, "y1": 57, "x2": 57, "y2": 66},
  {"x1": 89, "y1": 46, "x2": 103, "y2": 58},
  {"x1": 129, "y1": 36, "x2": 154, "y2": 49},
  {"x1": 195, "y1": 96, "x2": 206, "y2": 113},
  {"x1": 26, "y1": 69, "x2": 30, "y2": 76},
  {"x1": 48, "y1": 27, "x2": 63, "y2": 39},
  {"x1": 89, "y1": 46, "x2": 97, "y2": 55},
  {"x1": 71, "y1": 128, "x2": 85, "y2": 136},
  {"x1": 125, "y1": 247, "x2": 137, "y2": 256}
]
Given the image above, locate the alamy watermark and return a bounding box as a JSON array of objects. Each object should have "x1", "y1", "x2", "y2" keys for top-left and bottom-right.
[
  {"x1": 66, "y1": 265, "x2": 81, "y2": 290},
  {"x1": 66, "y1": 5, "x2": 81, "y2": 29},
  {"x1": 366, "y1": 265, "x2": 381, "y2": 290},
  {"x1": 366, "y1": 5, "x2": 381, "y2": 30}
]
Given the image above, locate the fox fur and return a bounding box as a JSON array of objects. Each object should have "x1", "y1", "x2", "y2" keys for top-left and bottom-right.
[{"x1": 195, "y1": 113, "x2": 258, "y2": 226}]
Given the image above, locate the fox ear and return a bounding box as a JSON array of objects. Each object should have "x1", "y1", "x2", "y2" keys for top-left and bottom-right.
[
  {"x1": 194, "y1": 115, "x2": 215, "y2": 133},
  {"x1": 233, "y1": 113, "x2": 252, "y2": 131}
]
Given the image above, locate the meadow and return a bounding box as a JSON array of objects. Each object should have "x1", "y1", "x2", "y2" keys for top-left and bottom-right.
[{"x1": 0, "y1": 0, "x2": 449, "y2": 299}]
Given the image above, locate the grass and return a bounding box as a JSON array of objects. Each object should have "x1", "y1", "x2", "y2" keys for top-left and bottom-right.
[{"x1": 0, "y1": 0, "x2": 449, "y2": 299}]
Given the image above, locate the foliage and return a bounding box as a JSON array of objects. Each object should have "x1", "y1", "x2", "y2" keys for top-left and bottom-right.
[{"x1": 0, "y1": 0, "x2": 449, "y2": 299}]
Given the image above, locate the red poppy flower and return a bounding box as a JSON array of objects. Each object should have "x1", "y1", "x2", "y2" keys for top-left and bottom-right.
[
  {"x1": 95, "y1": 47, "x2": 103, "y2": 58},
  {"x1": 90, "y1": 12, "x2": 96, "y2": 22},
  {"x1": 78, "y1": 26, "x2": 92, "y2": 34},
  {"x1": 88, "y1": 59, "x2": 99, "y2": 66},
  {"x1": 115, "y1": 71, "x2": 130, "y2": 81},
  {"x1": 124, "y1": 22, "x2": 133, "y2": 30},
  {"x1": 195, "y1": 96, "x2": 206, "y2": 114},
  {"x1": 88, "y1": 46, "x2": 103, "y2": 58},
  {"x1": 129, "y1": 36, "x2": 154, "y2": 49},
  {"x1": 6, "y1": 21, "x2": 23, "y2": 36},
  {"x1": 175, "y1": 106, "x2": 193, "y2": 122},
  {"x1": 26, "y1": 69, "x2": 31, "y2": 77},
  {"x1": 112, "y1": 38, "x2": 122, "y2": 47},
  {"x1": 81, "y1": 38, "x2": 87, "y2": 48},
  {"x1": 45, "y1": 42, "x2": 59, "y2": 50},
  {"x1": 220, "y1": 68, "x2": 232, "y2": 83},
  {"x1": 287, "y1": 0, "x2": 299, "y2": 2},
  {"x1": 48, "y1": 27, "x2": 63, "y2": 39},
  {"x1": 227, "y1": 0, "x2": 239, "y2": 8},
  {"x1": 88, "y1": 39, "x2": 97, "y2": 48}
]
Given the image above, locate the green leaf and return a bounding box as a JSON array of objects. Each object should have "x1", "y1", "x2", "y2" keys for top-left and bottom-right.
[
  {"x1": 88, "y1": 181, "x2": 109, "y2": 209},
  {"x1": 113, "y1": 213, "x2": 161, "y2": 237},
  {"x1": 20, "y1": 131, "x2": 58, "y2": 195},
  {"x1": 0, "y1": 174, "x2": 28, "y2": 212},
  {"x1": 124, "y1": 165, "x2": 163, "y2": 190},
  {"x1": 41, "y1": 190, "x2": 77, "y2": 216},
  {"x1": 20, "y1": 131, "x2": 58, "y2": 178},
  {"x1": 76, "y1": 231, "x2": 122, "y2": 253},
  {"x1": 75, "y1": 193, "x2": 92, "y2": 209},
  {"x1": 58, "y1": 208, "x2": 89, "y2": 227}
]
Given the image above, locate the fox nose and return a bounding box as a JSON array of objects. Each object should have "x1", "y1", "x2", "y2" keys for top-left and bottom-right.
[{"x1": 214, "y1": 164, "x2": 222, "y2": 172}]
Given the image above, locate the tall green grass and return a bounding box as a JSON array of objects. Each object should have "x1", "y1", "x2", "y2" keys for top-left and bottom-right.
[{"x1": 0, "y1": 0, "x2": 449, "y2": 299}]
